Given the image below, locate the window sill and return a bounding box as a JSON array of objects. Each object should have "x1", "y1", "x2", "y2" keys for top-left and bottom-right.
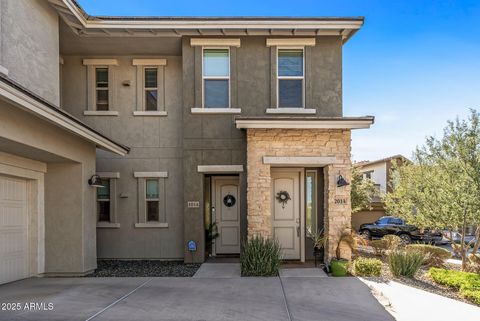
[
  {"x1": 84, "y1": 110, "x2": 119, "y2": 116},
  {"x1": 133, "y1": 111, "x2": 168, "y2": 117},
  {"x1": 134, "y1": 222, "x2": 169, "y2": 228},
  {"x1": 191, "y1": 108, "x2": 241, "y2": 114},
  {"x1": 266, "y1": 108, "x2": 316, "y2": 114},
  {"x1": 96, "y1": 222, "x2": 120, "y2": 228}
]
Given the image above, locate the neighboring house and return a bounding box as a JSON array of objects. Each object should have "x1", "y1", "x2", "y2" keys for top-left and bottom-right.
[
  {"x1": 0, "y1": 0, "x2": 373, "y2": 284},
  {"x1": 352, "y1": 155, "x2": 409, "y2": 231}
]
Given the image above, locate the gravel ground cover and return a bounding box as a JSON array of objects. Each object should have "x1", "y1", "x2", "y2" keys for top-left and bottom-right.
[
  {"x1": 87, "y1": 260, "x2": 201, "y2": 277},
  {"x1": 356, "y1": 249, "x2": 478, "y2": 306}
]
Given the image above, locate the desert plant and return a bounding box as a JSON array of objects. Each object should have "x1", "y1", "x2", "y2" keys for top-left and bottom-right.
[
  {"x1": 241, "y1": 236, "x2": 282, "y2": 277},
  {"x1": 383, "y1": 235, "x2": 403, "y2": 251},
  {"x1": 370, "y1": 239, "x2": 389, "y2": 256},
  {"x1": 307, "y1": 228, "x2": 325, "y2": 250},
  {"x1": 406, "y1": 244, "x2": 452, "y2": 267},
  {"x1": 352, "y1": 257, "x2": 382, "y2": 277},
  {"x1": 388, "y1": 250, "x2": 424, "y2": 277},
  {"x1": 428, "y1": 268, "x2": 480, "y2": 305}
]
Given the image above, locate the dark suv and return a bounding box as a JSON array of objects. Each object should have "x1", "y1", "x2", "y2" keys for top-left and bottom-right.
[{"x1": 359, "y1": 216, "x2": 443, "y2": 244}]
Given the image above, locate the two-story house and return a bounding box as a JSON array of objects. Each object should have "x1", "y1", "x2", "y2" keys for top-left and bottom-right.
[
  {"x1": 0, "y1": 0, "x2": 373, "y2": 284},
  {"x1": 352, "y1": 155, "x2": 409, "y2": 231}
]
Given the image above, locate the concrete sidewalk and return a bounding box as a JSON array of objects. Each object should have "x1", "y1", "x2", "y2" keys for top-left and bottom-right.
[
  {"x1": 361, "y1": 278, "x2": 480, "y2": 321},
  {"x1": 0, "y1": 266, "x2": 393, "y2": 321}
]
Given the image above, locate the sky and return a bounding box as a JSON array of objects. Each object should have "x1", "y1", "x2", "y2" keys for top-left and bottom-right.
[{"x1": 78, "y1": 0, "x2": 480, "y2": 162}]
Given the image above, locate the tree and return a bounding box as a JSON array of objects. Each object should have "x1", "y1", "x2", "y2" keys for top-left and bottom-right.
[
  {"x1": 351, "y1": 166, "x2": 378, "y2": 213},
  {"x1": 385, "y1": 109, "x2": 480, "y2": 270}
]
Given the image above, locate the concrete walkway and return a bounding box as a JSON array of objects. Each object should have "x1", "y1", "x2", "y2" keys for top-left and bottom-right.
[
  {"x1": 360, "y1": 278, "x2": 480, "y2": 321},
  {"x1": 0, "y1": 265, "x2": 393, "y2": 321}
]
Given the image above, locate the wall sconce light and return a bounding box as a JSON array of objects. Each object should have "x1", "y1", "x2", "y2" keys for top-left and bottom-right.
[
  {"x1": 122, "y1": 80, "x2": 131, "y2": 87},
  {"x1": 88, "y1": 175, "x2": 104, "y2": 188},
  {"x1": 336, "y1": 175, "x2": 349, "y2": 188}
]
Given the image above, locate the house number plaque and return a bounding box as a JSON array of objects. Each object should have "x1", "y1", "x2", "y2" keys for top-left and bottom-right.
[
  {"x1": 187, "y1": 201, "x2": 200, "y2": 208},
  {"x1": 334, "y1": 197, "x2": 348, "y2": 205}
]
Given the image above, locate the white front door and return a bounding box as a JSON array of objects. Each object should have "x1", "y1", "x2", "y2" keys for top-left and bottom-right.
[
  {"x1": 213, "y1": 177, "x2": 240, "y2": 254},
  {"x1": 272, "y1": 170, "x2": 301, "y2": 260},
  {"x1": 0, "y1": 175, "x2": 29, "y2": 284}
]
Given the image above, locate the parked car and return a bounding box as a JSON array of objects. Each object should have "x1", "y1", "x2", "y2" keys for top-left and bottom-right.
[
  {"x1": 443, "y1": 231, "x2": 477, "y2": 246},
  {"x1": 359, "y1": 216, "x2": 444, "y2": 244}
]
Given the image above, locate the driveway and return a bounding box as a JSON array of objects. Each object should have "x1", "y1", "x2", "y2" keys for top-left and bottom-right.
[{"x1": 0, "y1": 267, "x2": 393, "y2": 321}]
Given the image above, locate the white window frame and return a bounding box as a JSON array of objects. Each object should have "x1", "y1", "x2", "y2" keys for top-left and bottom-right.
[
  {"x1": 143, "y1": 67, "x2": 159, "y2": 111},
  {"x1": 134, "y1": 171, "x2": 168, "y2": 228},
  {"x1": 96, "y1": 172, "x2": 120, "y2": 228},
  {"x1": 276, "y1": 47, "x2": 305, "y2": 109},
  {"x1": 305, "y1": 169, "x2": 317, "y2": 233},
  {"x1": 202, "y1": 47, "x2": 231, "y2": 109},
  {"x1": 145, "y1": 178, "x2": 160, "y2": 223},
  {"x1": 95, "y1": 66, "x2": 109, "y2": 111}
]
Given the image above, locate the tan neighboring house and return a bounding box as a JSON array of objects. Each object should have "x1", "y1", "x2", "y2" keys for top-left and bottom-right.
[
  {"x1": 352, "y1": 155, "x2": 409, "y2": 231},
  {"x1": 0, "y1": 0, "x2": 374, "y2": 284}
]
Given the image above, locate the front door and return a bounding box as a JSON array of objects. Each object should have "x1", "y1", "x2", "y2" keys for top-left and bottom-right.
[
  {"x1": 272, "y1": 169, "x2": 301, "y2": 260},
  {"x1": 212, "y1": 177, "x2": 240, "y2": 255}
]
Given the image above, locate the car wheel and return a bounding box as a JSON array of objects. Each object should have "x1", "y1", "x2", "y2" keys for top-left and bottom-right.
[
  {"x1": 399, "y1": 233, "x2": 412, "y2": 244},
  {"x1": 360, "y1": 230, "x2": 371, "y2": 240}
]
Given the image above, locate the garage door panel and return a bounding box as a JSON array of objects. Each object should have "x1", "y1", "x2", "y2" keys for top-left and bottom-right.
[{"x1": 0, "y1": 175, "x2": 29, "y2": 285}]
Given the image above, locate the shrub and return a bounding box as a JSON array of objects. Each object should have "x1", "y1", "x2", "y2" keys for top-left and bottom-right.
[
  {"x1": 370, "y1": 239, "x2": 388, "y2": 256},
  {"x1": 241, "y1": 236, "x2": 282, "y2": 277},
  {"x1": 388, "y1": 251, "x2": 424, "y2": 278},
  {"x1": 352, "y1": 257, "x2": 382, "y2": 277},
  {"x1": 406, "y1": 244, "x2": 451, "y2": 267},
  {"x1": 383, "y1": 235, "x2": 403, "y2": 251},
  {"x1": 428, "y1": 268, "x2": 480, "y2": 305}
]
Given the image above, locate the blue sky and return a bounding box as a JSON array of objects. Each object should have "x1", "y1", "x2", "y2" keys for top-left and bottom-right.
[{"x1": 78, "y1": 0, "x2": 480, "y2": 162}]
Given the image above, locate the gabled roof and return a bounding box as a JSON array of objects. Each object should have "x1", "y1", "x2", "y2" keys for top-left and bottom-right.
[
  {"x1": 0, "y1": 73, "x2": 129, "y2": 156},
  {"x1": 48, "y1": 0, "x2": 364, "y2": 43},
  {"x1": 354, "y1": 155, "x2": 410, "y2": 168}
]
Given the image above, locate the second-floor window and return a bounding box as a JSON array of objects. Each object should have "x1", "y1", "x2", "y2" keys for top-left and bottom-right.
[
  {"x1": 144, "y1": 68, "x2": 158, "y2": 111},
  {"x1": 95, "y1": 67, "x2": 109, "y2": 110},
  {"x1": 277, "y1": 48, "x2": 304, "y2": 108},
  {"x1": 203, "y1": 48, "x2": 230, "y2": 108}
]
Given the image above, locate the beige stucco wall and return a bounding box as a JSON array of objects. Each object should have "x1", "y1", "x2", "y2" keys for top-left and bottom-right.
[
  {"x1": 0, "y1": 0, "x2": 60, "y2": 105},
  {"x1": 0, "y1": 99, "x2": 97, "y2": 274},
  {"x1": 246, "y1": 128, "x2": 352, "y2": 261}
]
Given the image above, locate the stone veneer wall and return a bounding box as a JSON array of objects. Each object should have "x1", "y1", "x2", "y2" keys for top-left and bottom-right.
[{"x1": 246, "y1": 128, "x2": 352, "y2": 261}]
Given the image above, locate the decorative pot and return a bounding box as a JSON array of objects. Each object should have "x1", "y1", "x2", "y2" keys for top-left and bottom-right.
[{"x1": 330, "y1": 259, "x2": 349, "y2": 277}]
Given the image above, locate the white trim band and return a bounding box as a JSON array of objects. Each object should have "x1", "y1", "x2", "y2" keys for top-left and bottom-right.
[
  {"x1": 190, "y1": 38, "x2": 241, "y2": 47},
  {"x1": 97, "y1": 172, "x2": 120, "y2": 179},
  {"x1": 82, "y1": 59, "x2": 119, "y2": 66},
  {"x1": 134, "y1": 223, "x2": 169, "y2": 228},
  {"x1": 266, "y1": 108, "x2": 316, "y2": 114},
  {"x1": 133, "y1": 171, "x2": 168, "y2": 178},
  {"x1": 266, "y1": 38, "x2": 316, "y2": 47},
  {"x1": 133, "y1": 111, "x2": 168, "y2": 117},
  {"x1": 197, "y1": 165, "x2": 244, "y2": 173},
  {"x1": 84, "y1": 110, "x2": 119, "y2": 116},
  {"x1": 191, "y1": 108, "x2": 241, "y2": 114},
  {"x1": 235, "y1": 118, "x2": 374, "y2": 129},
  {"x1": 263, "y1": 156, "x2": 340, "y2": 166},
  {"x1": 132, "y1": 59, "x2": 167, "y2": 66}
]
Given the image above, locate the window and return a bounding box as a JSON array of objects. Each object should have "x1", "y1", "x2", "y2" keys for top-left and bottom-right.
[
  {"x1": 306, "y1": 170, "x2": 317, "y2": 233},
  {"x1": 95, "y1": 67, "x2": 109, "y2": 110},
  {"x1": 277, "y1": 48, "x2": 304, "y2": 108},
  {"x1": 364, "y1": 170, "x2": 373, "y2": 180},
  {"x1": 203, "y1": 48, "x2": 229, "y2": 108},
  {"x1": 144, "y1": 68, "x2": 158, "y2": 111},
  {"x1": 96, "y1": 179, "x2": 110, "y2": 222},
  {"x1": 146, "y1": 179, "x2": 160, "y2": 222},
  {"x1": 376, "y1": 217, "x2": 389, "y2": 225}
]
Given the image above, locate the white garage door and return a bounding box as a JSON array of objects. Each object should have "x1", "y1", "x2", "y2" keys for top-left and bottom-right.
[{"x1": 0, "y1": 175, "x2": 29, "y2": 284}]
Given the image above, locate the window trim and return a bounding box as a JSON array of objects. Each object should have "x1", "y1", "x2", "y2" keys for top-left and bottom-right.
[
  {"x1": 132, "y1": 59, "x2": 167, "y2": 115},
  {"x1": 201, "y1": 46, "x2": 231, "y2": 109},
  {"x1": 134, "y1": 172, "x2": 168, "y2": 228},
  {"x1": 276, "y1": 46, "x2": 305, "y2": 109}
]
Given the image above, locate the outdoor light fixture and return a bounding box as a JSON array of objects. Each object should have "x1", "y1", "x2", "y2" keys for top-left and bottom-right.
[
  {"x1": 88, "y1": 175, "x2": 104, "y2": 188},
  {"x1": 336, "y1": 175, "x2": 349, "y2": 187}
]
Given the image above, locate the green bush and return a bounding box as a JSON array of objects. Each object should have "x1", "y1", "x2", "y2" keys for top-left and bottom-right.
[
  {"x1": 406, "y1": 244, "x2": 451, "y2": 267},
  {"x1": 388, "y1": 251, "x2": 424, "y2": 278},
  {"x1": 352, "y1": 257, "x2": 382, "y2": 277},
  {"x1": 428, "y1": 268, "x2": 480, "y2": 305},
  {"x1": 241, "y1": 236, "x2": 282, "y2": 277}
]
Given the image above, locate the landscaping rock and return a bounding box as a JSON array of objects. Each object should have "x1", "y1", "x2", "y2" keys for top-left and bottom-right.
[{"x1": 87, "y1": 260, "x2": 201, "y2": 277}]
